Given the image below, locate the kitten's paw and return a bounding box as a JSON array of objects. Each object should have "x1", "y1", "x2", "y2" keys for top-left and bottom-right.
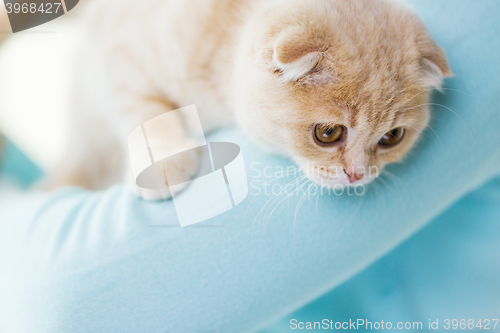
[{"x1": 130, "y1": 142, "x2": 201, "y2": 201}]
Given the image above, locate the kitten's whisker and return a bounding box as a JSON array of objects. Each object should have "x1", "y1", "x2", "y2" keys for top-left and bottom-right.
[
  {"x1": 315, "y1": 184, "x2": 321, "y2": 215},
  {"x1": 401, "y1": 87, "x2": 473, "y2": 108},
  {"x1": 246, "y1": 189, "x2": 259, "y2": 231},
  {"x1": 379, "y1": 170, "x2": 412, "y2": 210},
  {"x1": 398, "y1": 103, "x2": 430, "y2": 113},
  {"x1": 335, "y1": 191, "x2": 366, "y2": 241},
  {"x1": 255, "y1": 175, "x2": 307, "y2": 233},
  {"x1": 400, "y1": 102, "x2": 473, "y2": 140},
  {"x1": 263, "y1": 176, "x2": 309, "y2": 234},
  {"x1": 425, "y1": 103, "x2": 474, "y2": 139},
  {"x1": 377, "y1": 175, "x2": 395, "y2": 192},
  {"x1": 292, "y1": 179, "x2": 314, "y2": 243},
  {"x1": 381, "y1": 171, "x2": 401, "y2": 186},
  {"x1": 372, "y1": 180, "x2": 387, "y2": 212},
  {"x1": 263, "y1": 192, "x2": 292, "y2": 233},
  {"x1": 401, "y1": 88, "x2": 434, "y2": 105},
  {"x1": 405, "y1": 121, "x2": 444, "y2": 147},
  {"x1": 380, "y1": 170, "x2": 403, "y2": 186},
  {"x1": 378, "y1": 173, "x2": 405, "y2": 211},
  {"x1": 438, "y1": 87, "x2": 476, "y2": 97},
  {"x1": 248, "y1": 176, "x2": 290, "y2": 235},
  {"x1": 405, "y1": 124, "x2": 435, "y2": 142},
  {"x1": 292, "y1": 179, "x2": 312, "y2": 243},
  {"x1": 259, "y1": 175, "x2": 306, "y2": 215}
]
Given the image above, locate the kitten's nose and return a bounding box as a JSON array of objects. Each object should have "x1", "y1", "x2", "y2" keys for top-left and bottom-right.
[{"x1": 344, "y1": 169, "x2": 364, "y2": 183}]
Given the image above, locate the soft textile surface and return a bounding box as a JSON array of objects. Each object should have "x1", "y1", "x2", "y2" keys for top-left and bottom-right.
[
  {"x1": 262, "y1": 177, "x2": 500, "y2": 332},
  {"x1": 1, "y1": 0, "x2": 500, "y2": 332}
]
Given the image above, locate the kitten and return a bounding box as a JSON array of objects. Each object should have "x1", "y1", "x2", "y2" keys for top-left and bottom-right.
[{"x1": 45, "y1": 0, "x2": 451, "y2": 200}]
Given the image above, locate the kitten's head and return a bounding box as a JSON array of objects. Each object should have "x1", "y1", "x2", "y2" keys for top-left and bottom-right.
[{"x1": 233, "y1": 0, "x2": 451, "y2": 187}]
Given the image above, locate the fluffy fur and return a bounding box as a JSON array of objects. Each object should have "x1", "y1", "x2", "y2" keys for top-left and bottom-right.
[{"x1": 41, "y1": 0, "x2": 450, "y2": 199}]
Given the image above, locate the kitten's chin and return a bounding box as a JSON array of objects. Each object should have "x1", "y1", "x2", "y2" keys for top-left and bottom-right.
[{"x1": 308, "y1": 174, "x2": 375, "y2": 189}]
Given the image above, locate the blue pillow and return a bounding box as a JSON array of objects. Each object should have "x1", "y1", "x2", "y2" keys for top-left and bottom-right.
[
  {"x1": 261, "y1": 177, "x2": 500, "y2": 332},
  {"x1": 1, "y1": 0, "x2": 500, "y2": 332}
]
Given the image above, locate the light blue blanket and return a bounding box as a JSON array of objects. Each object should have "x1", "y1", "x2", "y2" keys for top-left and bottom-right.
[{"x1": 1, "y1": 0, "x2": 499, "y2": 332}]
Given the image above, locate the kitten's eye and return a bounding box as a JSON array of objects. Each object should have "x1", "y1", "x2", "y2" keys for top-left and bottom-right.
[
  {"x1": 379, "y1": 128, "x2": 405, "y2": 147},
  {"x1": 314, "y1": 124, "x2": 345, "y2": 145}
]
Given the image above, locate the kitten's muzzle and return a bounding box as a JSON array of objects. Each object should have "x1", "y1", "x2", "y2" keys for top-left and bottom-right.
[{"x1": 344, "y1": 168, "x2": 364, "y2": 183}]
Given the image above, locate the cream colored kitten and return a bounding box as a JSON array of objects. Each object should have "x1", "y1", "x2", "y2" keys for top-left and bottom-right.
[{"x1": 45, "y1": 0, "x2": 450, "y2": 200}]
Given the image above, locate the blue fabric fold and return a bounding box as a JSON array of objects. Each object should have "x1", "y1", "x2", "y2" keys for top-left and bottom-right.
[{"x1": 1, "y1": 0, "x2": 500, "y2": 332}]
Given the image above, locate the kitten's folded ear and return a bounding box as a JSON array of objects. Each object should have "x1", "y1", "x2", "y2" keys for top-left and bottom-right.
[
  {"x1": 420, "y1": 39, "x2": 453, "y2": 90},
  {"x1": 272, "y1": 28, "x2": 324, "y2": 82}
]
